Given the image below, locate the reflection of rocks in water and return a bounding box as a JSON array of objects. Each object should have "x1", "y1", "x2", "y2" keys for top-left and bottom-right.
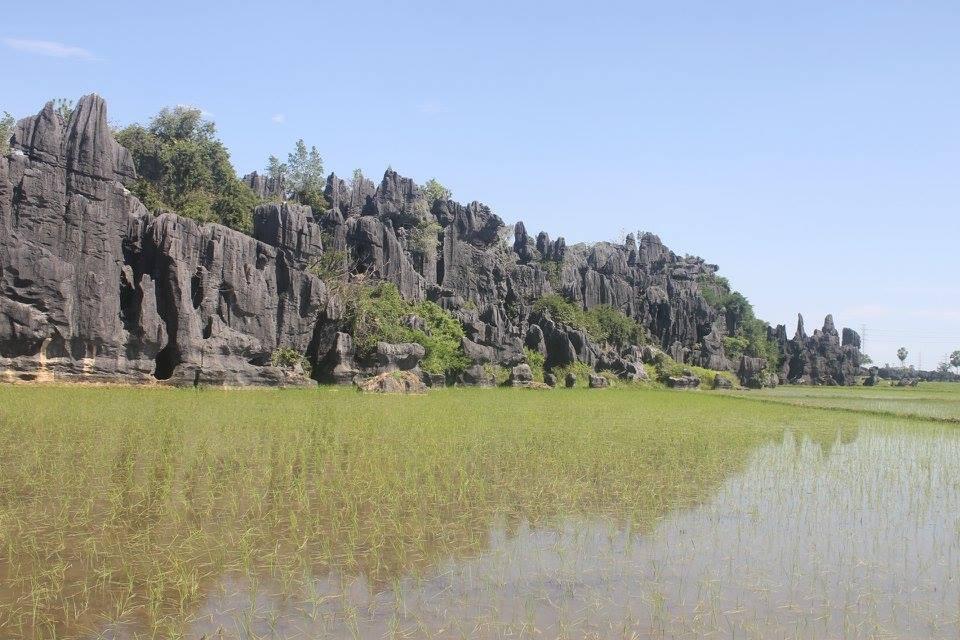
[
  {"x1": 177, "y1": 428, "x2": 959, "y2": 639},
  {"x1": 2, "y1": 396, "x2": 857, "y2": 640}
]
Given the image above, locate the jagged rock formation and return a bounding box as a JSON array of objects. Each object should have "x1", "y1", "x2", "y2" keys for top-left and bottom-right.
[
  {"x1": 0, "y1": 96, "x2": 325, "y2": 385},
  {"x1": 768, "y1": 314, "x2": 861, "y2": 386},
  {"x1": 242, "y1": 171, "x2": 285, "y2": 201},
  {"x1": 0, "y1": 96, "x2": 861, "y2": 387}
]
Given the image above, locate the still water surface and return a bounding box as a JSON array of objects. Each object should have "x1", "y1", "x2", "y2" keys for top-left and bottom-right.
[{"x1": 166, "y1": 426, "x2": 960, "y2": 639}]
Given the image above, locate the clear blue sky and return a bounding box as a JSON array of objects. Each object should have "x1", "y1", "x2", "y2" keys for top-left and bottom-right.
[{"x1": 3, "y1": 0, "x2": 958, "y2": 367}]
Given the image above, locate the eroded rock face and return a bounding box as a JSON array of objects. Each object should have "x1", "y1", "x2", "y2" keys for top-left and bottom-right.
[
  {"x1": 0, "y1": 96, "x2": 327, "y2": 385},
  {"x1": 0, "y1": 95, "x2": 861, "y2": 387},
  {"x1": 770, "y1": 314, "x2": 860, "y2": 386}
]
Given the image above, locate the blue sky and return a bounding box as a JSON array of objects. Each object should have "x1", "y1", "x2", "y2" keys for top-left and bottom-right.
[{"x1": 2, "y1": 0, "x2": 958, "y2": 367}]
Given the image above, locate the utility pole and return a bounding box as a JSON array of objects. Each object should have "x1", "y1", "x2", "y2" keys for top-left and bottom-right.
[{"x1": 860, "y1": 324, "x2": 867, "y2": 353}]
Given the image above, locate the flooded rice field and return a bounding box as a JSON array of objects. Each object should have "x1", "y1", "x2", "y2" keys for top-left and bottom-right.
[
  {"x1": 0, "y1": 385, "x2": 958, "y2": 639},
  {"x1": 176, "y1": 426, "x2": 960, "y2": 639}
]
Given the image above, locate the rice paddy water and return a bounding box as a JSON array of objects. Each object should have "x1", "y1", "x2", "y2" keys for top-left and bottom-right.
[{"x1": 0, "y1": 383, "x2": 957, "y2": 638}]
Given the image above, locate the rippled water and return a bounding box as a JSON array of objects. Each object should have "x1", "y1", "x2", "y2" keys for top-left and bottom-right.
[{"x1": 167, "y1": 425, "x2": 960, "y2": 639}]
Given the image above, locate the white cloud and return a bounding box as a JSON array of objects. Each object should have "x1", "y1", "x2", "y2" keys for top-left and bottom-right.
[
  {"x1": 271, "y1": 113, "x2": 286, "y2": 124},
  {"x1": 2, "y1": 38, "x2": 97, "y2": 60}
]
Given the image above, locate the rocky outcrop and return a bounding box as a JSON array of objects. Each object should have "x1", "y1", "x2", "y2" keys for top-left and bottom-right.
[
  {"x1": 769, "y1": 314, "x2": 860, "y2": 386},
  {"x1": 588, "y1": 374, "x2": 609, "y2": 389},
  {"x1": 872, "y1": 366, "x2": 960, "y2": 383},
  {"x1": 0, "y1": 95, "x2": 861, "y2": 387},
  {"x1": 357, "y1": 370, "x2": 426, "y2": 394},
  {"x1": 0, "y1": 96, "x2": 327, "y2": 385},
  {"x1": 242, "y1": 171, "x2": 284, "y2": 201},
  {"x1": 508, "y1": 363, "x2": 533, "y2": 387}
]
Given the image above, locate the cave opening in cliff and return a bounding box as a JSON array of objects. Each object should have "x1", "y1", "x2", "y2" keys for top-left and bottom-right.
[{"x1": 153, "y1": 344, "x2": 179, "y2": 380}]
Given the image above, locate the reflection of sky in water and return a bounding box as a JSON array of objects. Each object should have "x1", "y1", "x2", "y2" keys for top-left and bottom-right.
[{"x1": 177, "y1": 426, "x2": 960, "y2": 639}]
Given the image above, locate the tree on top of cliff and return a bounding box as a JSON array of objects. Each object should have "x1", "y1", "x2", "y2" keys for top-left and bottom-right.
[
  {"x1": 422, "y1": 178, "x2": 452, "y2": 206},
  {"x1": 0, "y1": 111, "x2": 14, "y2": 155},
  {"x1": 261, "y1": 141, "x2": 329, "y2": 212},
  {"x1": 115, "y1": 106, "x2": 258, "y2": 233},
  {"x1": 286, "y1": 140, "x2": 327, "y2": 211}
]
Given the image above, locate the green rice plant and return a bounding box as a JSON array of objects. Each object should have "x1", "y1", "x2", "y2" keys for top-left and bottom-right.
[{"x1": 0, "y1": 382, "x2": 947, "y2": 638}]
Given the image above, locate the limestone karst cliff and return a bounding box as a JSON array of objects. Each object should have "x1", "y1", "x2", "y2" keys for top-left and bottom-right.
[{"x1": 0, "y1": 96, "x2": 861, "y2": 387}]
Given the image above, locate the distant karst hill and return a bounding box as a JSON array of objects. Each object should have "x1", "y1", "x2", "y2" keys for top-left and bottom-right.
[{"x1": 0, "y1": 96, "x2": 861, "y2": 388}]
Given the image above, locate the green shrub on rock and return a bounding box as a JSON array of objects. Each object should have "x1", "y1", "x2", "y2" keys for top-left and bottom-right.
[
  {"x1": 524, "y1": 348, "x2": 546, "y2": 381},
  {"x1": 0, "y1": 111, "x2": 15, "y2": 155},
  {"x1": 345, "y1": 283, "x2": 470, "y2": 376},
  {"x1": 550, "y1": 361, "x2": 593, "y2": 387},
  {"x1": 271, "y1": 347, "x2": 310, "y2": 375},
  {"x1": 532, "y1": 294, "x2": 645, "y2": 348}
]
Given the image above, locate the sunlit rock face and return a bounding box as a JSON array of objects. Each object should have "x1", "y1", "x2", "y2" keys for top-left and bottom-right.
[
  {"x1": 0, "y1": 95, "x2": 859, "y2": 385},
  {"x1": 0, "y1": 96, "x2": 325, "y2": 385}
]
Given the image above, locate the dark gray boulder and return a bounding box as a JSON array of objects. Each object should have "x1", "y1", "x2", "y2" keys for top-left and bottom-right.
[
  {"x1": 738, "y1": 356, "x2": 768, "y2": 389},
  {"x1": 508, "y1": 363, "x2": 533, "y2": 387},
  {"x1": 327, "y1": 332, "x2": 359, "y2": 384},
  {"x1": 460, "y1": 364, "x2": 495, "y2": 387},
  {"x1": 666, "y1": 373, "x2": 700, "y2": 389},
  {"x1": 712, "y1": 375, "x2": 733, "y2": 389},
  {"x1": 588, "y1": 373, "x2": 609, "y2": 388},
  {"x1": 372, "y1": 342, "x2": 425, "y2": 372}
]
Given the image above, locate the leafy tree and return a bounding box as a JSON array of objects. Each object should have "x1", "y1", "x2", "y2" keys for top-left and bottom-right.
[
  {"x1": 588, "y1": 304, "x2": 646, "y2": 347},
  {"x1": 950, "y1": 350, "x2": 960, "y2": 374},
  {"x1": 271, "y1": 347, "x2": 310, "y2": 375},
  {"x1": 286, "y1": 139, "x2": 327, "y2": 210},
  {"x1": 53, "y1": 98, "x2": 74, "y2": 121},
  {"x1": 409, "y1": 218, "x2": 442, "y2": 257},
  {"x1": 0, "y1": 111, "x2": 14, "y2": 155},
  {"x1": 897, "y1": 347, "x2": 909, "y2": 368},
  {"x1": 859, "y1": 353, "x2": 873, "y2": 366},
  {"x1": 422, "y1": 178, "x2": 452, "y2": 206},
  {"x1": 701, "y1": 284, "x2": 780, "y2": 367},
  {"x1": 722, "y1": 335, "x2": 749, "y2": 360},
  {"x1": 937, "y1": 361, "x2": 951, "y2": 374},
  {"x1": 115, "y1": 106, "x2": 258, "y2": 232},
  {"x1": 265, "y1": 155, "x2": 288, "y2": 183}
]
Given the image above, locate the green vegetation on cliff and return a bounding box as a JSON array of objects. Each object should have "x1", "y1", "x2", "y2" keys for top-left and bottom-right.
[
  {"x1": 0, "y1": 111, "x2": 14, "y2": 155},
  {"x1": 264, "y1": 139, "x2": 329, "y2": 211},
  {"x1": 116, "y1": 107, "x2": 259, "y2": 232},
  {"x1": 345, "y1": 283, "x2": 469, "y2": 376},
  {"x1": 699, "y1": 274, "x2": 779, "y2": 366},
  {"x1": 533, "y1": 294, "x2": 645, "y2": 348}
]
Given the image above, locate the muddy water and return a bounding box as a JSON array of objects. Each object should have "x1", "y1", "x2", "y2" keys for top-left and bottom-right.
[{"x1": 160, "y1": 426, "x2": 960, "y2": 639}]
